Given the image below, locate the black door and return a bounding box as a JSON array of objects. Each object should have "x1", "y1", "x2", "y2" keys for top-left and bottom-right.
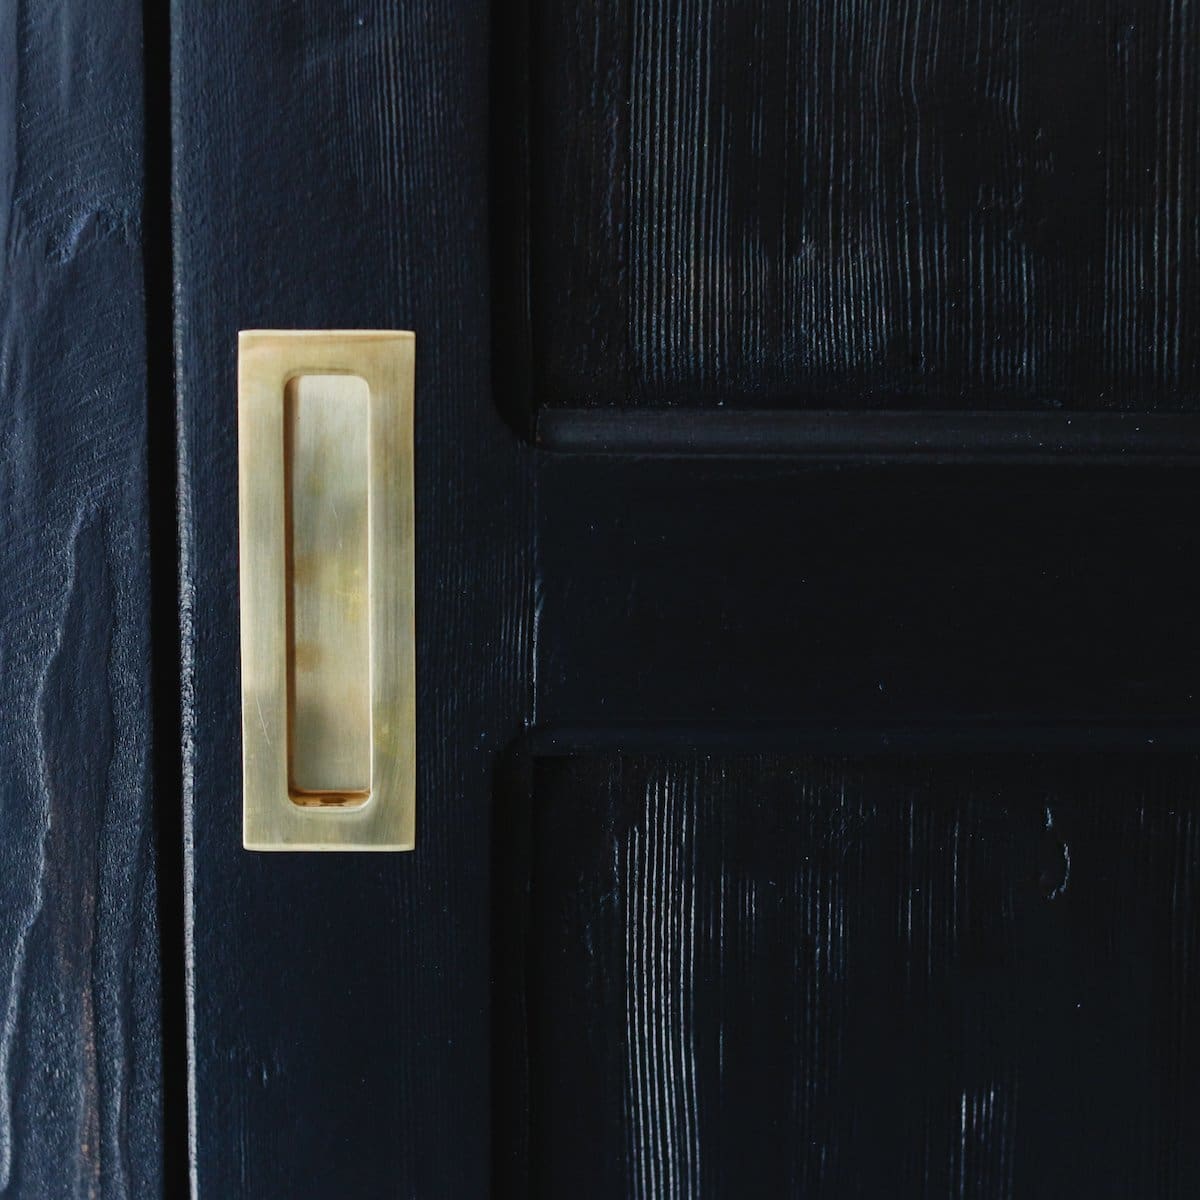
[{"x1": 5, "y1": 0, "x2": 1200, "y2": 1196}]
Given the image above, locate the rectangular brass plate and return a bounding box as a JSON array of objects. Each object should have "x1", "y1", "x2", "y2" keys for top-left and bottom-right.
[{"x1": 238, "y1": 331, "x2": 415, "y2": 850}]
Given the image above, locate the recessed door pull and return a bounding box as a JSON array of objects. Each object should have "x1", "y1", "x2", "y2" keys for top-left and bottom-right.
[{"x1": 238, "y1": 331, "x2": 415, "y2": 850}]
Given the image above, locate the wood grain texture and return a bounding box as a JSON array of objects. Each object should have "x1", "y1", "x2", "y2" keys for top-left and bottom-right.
[
  {"x1": 172, "y1": 0, "x2": 531, "y2": 1194},
  {"x1": 501, "y1": 751, "x2": 1200, "y2": 1197},
  {"x1": 505, "y1": 0, "x2": 1200, "y2": 414},
  {"x1": 0, "y1": 0, "x2": 162, "y2": 1195}
]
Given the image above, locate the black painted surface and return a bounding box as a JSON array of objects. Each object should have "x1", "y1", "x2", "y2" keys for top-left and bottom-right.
[
  {"x1": 172, "y1": 0, "x2": 530, "y2": 1196},
  {"x1": 0, "y1": 0, "x2": 162, "y2": 1195},
  {"x1": 537, "y1": 407, "x2": 1200, "y2": 462},
  {"x1": 6, "y1": 0, "x2": 1200, "y2": 1192},
  {"x1": 538, "y1": 457, "x2": 1200, "y2": 733},
  {"x1": 162, "y1": 1, "x2": 1200, "y2": 1197},
  {"x1": 500, "y1": 0, "x2": 1200, "y2": 417},
  {"x1": 501, "y1": 751, "x2": 1200, "y2": 1198}
]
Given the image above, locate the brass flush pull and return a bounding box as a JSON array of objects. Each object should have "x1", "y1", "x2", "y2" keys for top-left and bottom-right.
[{"x1": 238, "y1": 331, "x2": 415, "y2": 850}]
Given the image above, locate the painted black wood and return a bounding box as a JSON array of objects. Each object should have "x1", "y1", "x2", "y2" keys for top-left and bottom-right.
[
  {"x1": 537, "y1": 457, "x2": 1200, "y2": 734},
  {"x1": 538, "y1": 408, "x2": 1200, "y2": 462},
  {"x1": 169, "y1": 0, "x2": 1200, "y2": 1195},
  {"x1": 498, "y1": 751, "x2": 1200, "y2": 1198},
  {"x1": 171, "y1": 0, "x2": 531, "y2": 1195},
  {"x1": 498, "y1": 0, "x2": 1200, "y2": 419},
  {"x1": 0, "y1": 0, "x2": 163, "y2": 1195},
  {"x1": 522, "y1": 453, "x2": 1200, "y2": 1196}
]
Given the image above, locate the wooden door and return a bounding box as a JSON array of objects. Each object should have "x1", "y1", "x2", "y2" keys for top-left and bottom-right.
[
  {"x1": 6, "y1": 0, "x2": 1198, "y2": 1196},
  {"x1": 176, "y1": 1, "x2": 1200, "y2": 1196}
]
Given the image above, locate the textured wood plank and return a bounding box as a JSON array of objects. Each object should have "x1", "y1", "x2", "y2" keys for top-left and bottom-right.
[
  {"x1": 172, "y1": 0, "x2": 530, "y2": 1194},
  {"x1": 0, "y1": 0, "x2": 162, "y2": 1194},
  {"x1": 502, "y1": 752, "x2": 1200, "y2": 1197},
  {"x1": 506, "y1": 0, "x2": 1200, "y2": 413}
]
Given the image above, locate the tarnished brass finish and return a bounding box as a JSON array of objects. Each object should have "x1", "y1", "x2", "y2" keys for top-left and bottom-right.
[{"x1": 238, "y1": 331, "x2": 415, "y2": 850}]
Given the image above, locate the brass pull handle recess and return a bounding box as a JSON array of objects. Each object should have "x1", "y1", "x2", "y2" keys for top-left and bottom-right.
[{"x1": 238, "y1": 331, "x2": 415, "y2": 850}]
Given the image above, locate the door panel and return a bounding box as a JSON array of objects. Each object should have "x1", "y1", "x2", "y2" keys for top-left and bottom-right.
[
  {"x1": 500, "y1": 751, "x2": 1200, "y2": 1197},
  {"x1": 499, "y1": 1, "x2": 1200, "y2": 417},
  {"x1": 538, "y1": 457, "x2": 1200, "y2": 731}
]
